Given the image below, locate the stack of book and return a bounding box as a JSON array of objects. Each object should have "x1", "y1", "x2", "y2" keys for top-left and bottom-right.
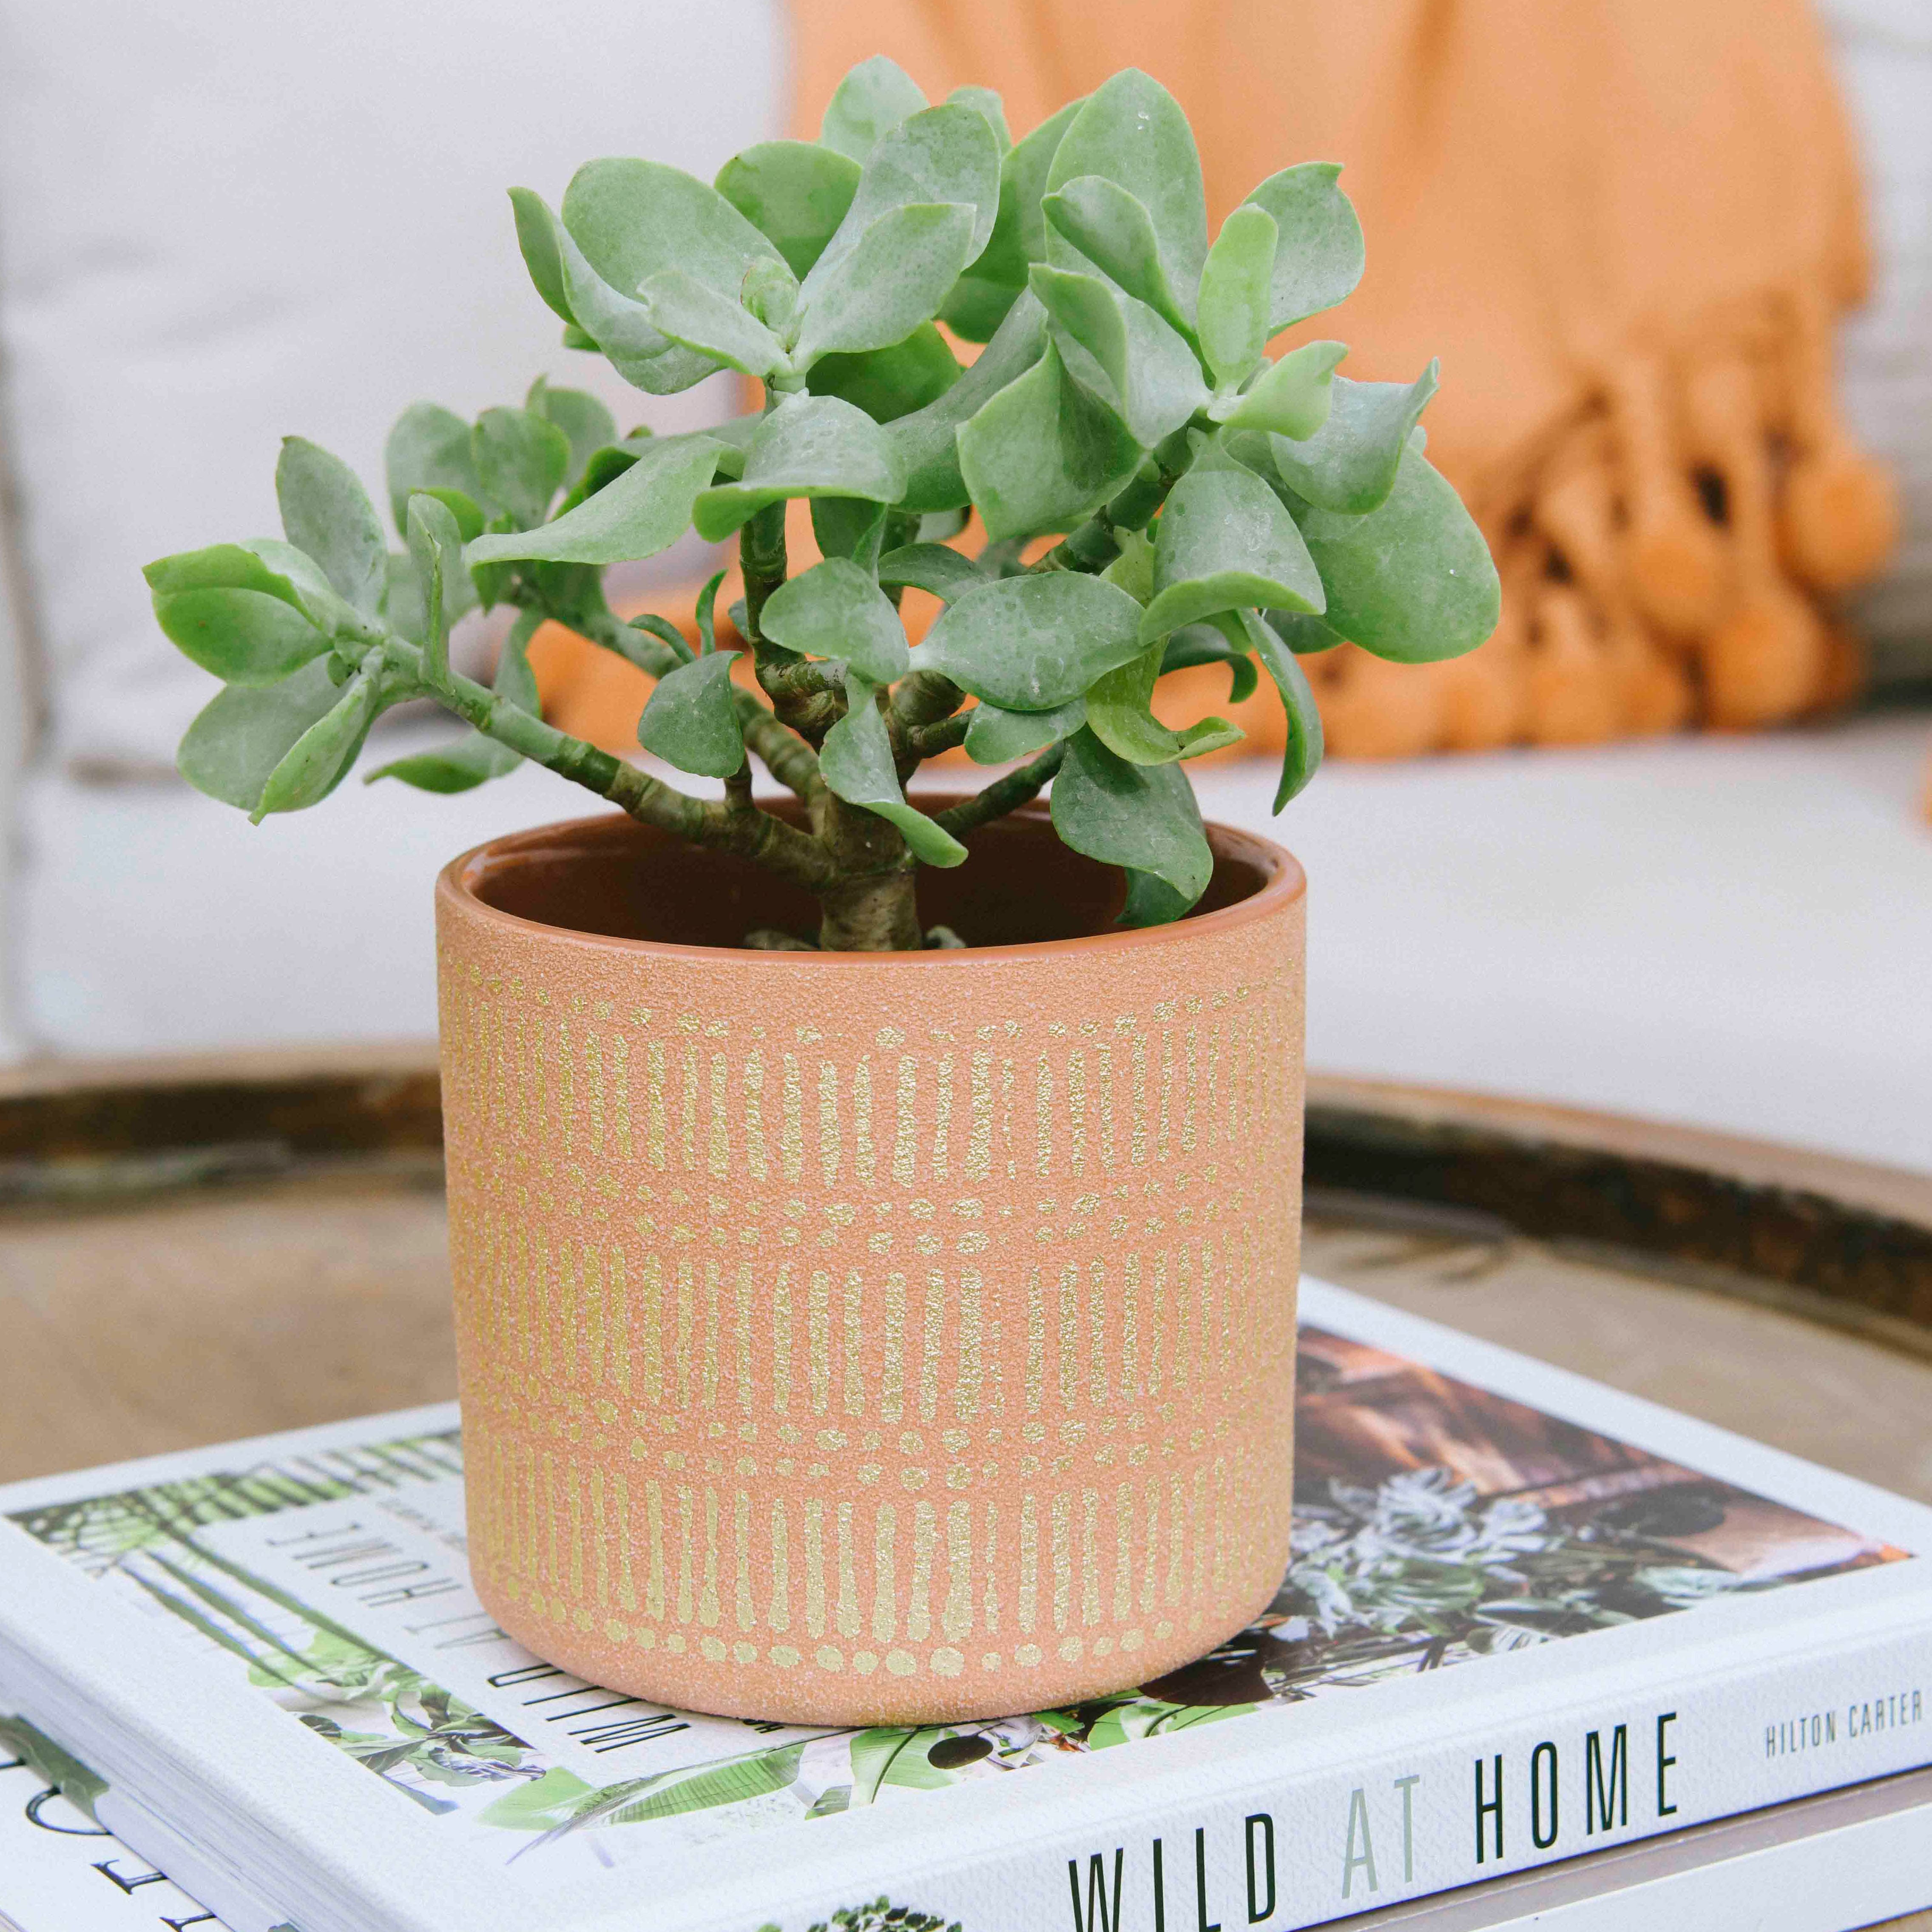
[{"x1": 2, "y1": 1281, "x2": 1928, "y2": 1932}]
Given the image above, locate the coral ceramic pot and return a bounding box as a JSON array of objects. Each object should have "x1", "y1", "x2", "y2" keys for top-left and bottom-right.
[{"x1": 435, "y1": 803, "x2": 1305, "y2": 1725}]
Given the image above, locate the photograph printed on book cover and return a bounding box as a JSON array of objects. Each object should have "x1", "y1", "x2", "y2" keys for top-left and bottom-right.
[{"x1": 3, "y1": 1307, "x2": 1904, "y2": 1882}]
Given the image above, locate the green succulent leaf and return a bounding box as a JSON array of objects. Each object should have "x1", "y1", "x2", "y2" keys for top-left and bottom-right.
[
  {"x1": 412, "y1": 488, "x2": 486, "y2": 544},
  {"x1": 956, "y1": 339, "x2": 1141, "y2": 543},
  {"x1": 1086, "y1": 640, "x2": 1242, "y2": 765},
  {"x1": 525, "y1": 378, "x2": 618, "y2": 487},
  {"x1": 962, "y1": 696, "x2": 1086, "y2": 764},
  {"x1": 981, "y1": 98, "x2": 1082, "y2": 285},
  {"x1": 741, "y1": 257, "x2": 799, "y2": 336},
  {"x1": 918, "y1": 571, "x2": 1145, "y2": 710},
  {"x1": 810, "y1": 496, "x2": 889, "y2": 568},
  {"x1": 1100, "y1": 526, "x2": 1156, "y2": 604},
  {"x1": 1244, "y1": 162, "x2": 1365, "y2": 331},
  {"x1": 938, "y1": 278, "x2": 1022, "y2": 344},
  {"x1": 1162, "y1": 622, "x2": 1259, "y2": 702},
  {"x1": 944, "y1": 97, "x2": 1083, "y2": 341},
  {"x1": 1221, "y1": 340, "x2": 1348, "y2": 438},
  {"x1": 560, "y1": 438, "x2": 642, "y2": 508},
  {"x1": 1232, "y1": 605, "x2": 1325, "y2": 809},
  {"x1": 946, "y1": 85, "x2": 1011, "y2": 152},
  {"x1": 406, "y1": 492, "x2": 466, "y2": 687},
  {"x1": 153, "y1": 586, "x2": 330, "y2": 688},
  {"x1": 1141, "y1": 461, "x2": 1324, "y2": 640},
  {"x1": 818, "y1": 55, "x2": 927, "y2": 163},
  {"x1": 144, "y1": 540, "x2": 359, "y2": 641},
  {"x1": 636, "y1": 649, "x2": 745, "y2": 778},
  {"x1": 693, "y1": 395, "x2": 905, "y2": 541},
  {"x1": 557, "y1": 160, "x2": 783, "y2": 394},
  {"x1": 629, "y1": 611, "x2": 695, "y2": 665},
  {"x1": 385, "y1": 403, "x2": 488, "y2": 534},
  {"x1": 466, "y1": 432, "x2": 724, "y2": 567},
  {"x1": 176, "y1": 656, "x2": 355, "y2": 813},
  {"x1": 564, "y1": 156, "x2": 784, "y2": 307},
  {"x1": 472, "y1": 408, "x2": 572, "y2": 529},
  {"x1": 1264, "y1": 608, "x2": 1349, "y2": 654},
  {"x1": 885, "y1": 289, "x2": 1048, "y2": 512},
  {"x1": 695, "y1": 570, "x2": 726, "y2": 655},
  {"x1": 1046, "y1": 71, "x2": 1208, "y2": 298},
  {"x1": 707, "y1": 414, "x2": 765, "y2": 463},
  {"x1": 253, "y1": 665, "x2": 384, "y2": 821},
  {"x1": 1118, "y1": 867, "x2": 1199, "y2": 929},
  {"x1": 521, "y1": 189, "x2": 715, "y2": 396},
  {"x1": 820, "y1": 674, "x2": 967, "y2": 867},
  {"x1": 367, "y1": 734, "x2": 517, "y2": 794},
  {"x1": 1283, "y1": 438, "x2": 1501, "y2": 662},
  {"x1": 715, "y1": 141, "x2": 861, "y2": 279},
  {"x1": 760, "y1": 557, "x2": 910, "y2": 684},
  {"x1": 1042, "y1": 176, "x2": 1194, "y2": 338},
  {"x1": 508, "y1": 186, "x2": 577, "y2": 326},
  {"x1": 275, "y1": 438, "x2": 386, "y2": 618},
  {"x1": 638, "y1": 267, "x2": 792, "y2": 379},
  {"x1": 1196, "y1": 204, "x2": 1279, "y2": 390},
  {"x1": 369, "y1": 611, "x2": 538, "y2": 793},
  {"x1": 818, "y1": 105, "x2": 1001, "y2": 269},
  {"x1": 491, "y1": 608, "x2": 543, "y2": 711},
  {"x1": 1267, "y1": 363, "x2": 1439, "y2": 514},
  {"x1": 1051, "y1": 727, "x2": 1212, "y2": 909},
  {"x1": 807, "y1": 323, "x2": 959, "y2": 423},
  {"x1": 794, "y1": 202, "x2": 979, "y2": 367},
  {"x1": 876, "y1": 543, "x2": 986, "y2": 603},
  {"x1": 1029, "y1": 265, "x2": 1208, "y2": 449},
  {"x1": 144, "y1": 543, "x2": 294, "y2": 602},
  {"x1": 549, "y1": 429, "x2": 692, "y2": 519}
]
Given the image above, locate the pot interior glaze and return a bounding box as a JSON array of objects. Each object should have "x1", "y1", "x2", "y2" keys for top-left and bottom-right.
[{"x1": 459, "y1": 800, "x2": 1281, "y2": 952}]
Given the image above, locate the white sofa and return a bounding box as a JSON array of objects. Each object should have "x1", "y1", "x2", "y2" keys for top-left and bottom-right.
[{"x1": 2, "y1": 0, "x2": 1929, "y2": 1173}]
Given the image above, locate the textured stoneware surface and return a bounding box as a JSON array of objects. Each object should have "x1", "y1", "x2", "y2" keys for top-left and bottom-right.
[{"x1": 434, "y1": 810, "x2": 1306, "y2": 1723}]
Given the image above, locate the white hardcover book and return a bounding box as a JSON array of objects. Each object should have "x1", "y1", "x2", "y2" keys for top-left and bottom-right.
[{"x1": 0, "y1": 1280, "x2": 1927, "y2": 1932}]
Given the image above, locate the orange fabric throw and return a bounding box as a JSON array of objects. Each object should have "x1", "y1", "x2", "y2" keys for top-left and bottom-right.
[{"x1": 537, "y1": 0, "x2": 1896, "y2": 760}]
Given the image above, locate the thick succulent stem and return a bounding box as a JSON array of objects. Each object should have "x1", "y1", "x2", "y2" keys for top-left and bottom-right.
[
  {"x1": 932, "y1": 742, "x2": 1065, "y2": 837},
  {"x1": 889, "y1": 668, "x2": 964, "y2": 731},
  {"x1": 1033, "y1": 517, "x2": 1122, "y2": 575},
  {"x1": 387, "y1": 636, "x2": 835, "y2": 892},
  {"x1": 806, "y1": 778, "x2": 920, "y2": 949},
  {"x1": 903, "y1": 713, "x2": 971, "y2": 764},
  {"x1": 817, "y1": 867, "x2": 923, "y2": 952},
  {"x1": 566, "y1": 601, "x2": 824, "y2": 801},
  {"x1": 739, "y1": 503, "x2": 842, "y2": 744},
  {"x1": 1031, "y1": 453, "x2": 1185, "y2": 576}
]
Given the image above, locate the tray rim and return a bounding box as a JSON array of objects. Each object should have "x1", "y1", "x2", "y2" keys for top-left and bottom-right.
[{"x1": 2, "y1": 1046, "x2": 1926, "y2": 1350}]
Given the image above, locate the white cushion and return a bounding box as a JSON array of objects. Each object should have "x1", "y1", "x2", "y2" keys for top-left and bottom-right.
[{"x1": 0, "y1": 0, "x2": 784, "y2": 770}]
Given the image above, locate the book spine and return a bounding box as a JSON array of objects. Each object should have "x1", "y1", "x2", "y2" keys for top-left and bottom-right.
[
  {"x1": 92, "y1": 1786, "x2": 295, "y2": 1932},
  {"x1": 745, "y1": 1620, "x2": 1932, "y2": 1932}
]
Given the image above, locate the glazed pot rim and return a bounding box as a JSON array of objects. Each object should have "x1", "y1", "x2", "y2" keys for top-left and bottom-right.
[{"x1": 438, "y1": 799, "x2": 1305, "y2": 966}]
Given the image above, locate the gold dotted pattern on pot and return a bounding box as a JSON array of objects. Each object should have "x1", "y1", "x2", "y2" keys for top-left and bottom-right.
[{"x1": 440, "y1": 971, "x2": 1300, "y2": 1690}]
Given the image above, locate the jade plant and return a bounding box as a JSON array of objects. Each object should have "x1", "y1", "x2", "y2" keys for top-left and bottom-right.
[{"x1": 146, "y1": 60, "x2": 1498, "y2": 950}]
